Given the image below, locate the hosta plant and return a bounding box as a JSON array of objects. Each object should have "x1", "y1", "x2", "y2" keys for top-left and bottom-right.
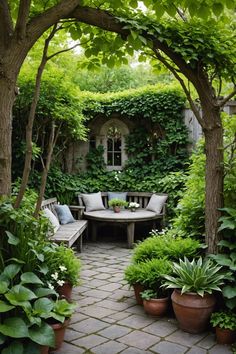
[{"x1": 163, "y1": 257, "x2": 226, "y2": 297}]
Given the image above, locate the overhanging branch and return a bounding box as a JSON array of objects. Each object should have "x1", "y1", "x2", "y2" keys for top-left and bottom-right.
[
  {"x1": 153, "y1": 48, "x2": 204, "y2": 127},
  {"x1": 218, "y1": 86, "x2": 236, "y2": 107}
]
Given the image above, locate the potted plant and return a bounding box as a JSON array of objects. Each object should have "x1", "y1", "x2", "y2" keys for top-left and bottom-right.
[
  {"x1": 124, "y1": 258, "x2": 172, "y2": 306},
  {"x1": 46, "y1": 298, "x2": 77, "y2": 350},
  {"x1": 43, "y1": 243, "x2": 81, "y2": 300},
  {"x1": 163, "y1": 257, "x2": 226, "y2": 333},
  {"x1": 108, "y1": 198, "x2": 128, "y2": 213},
  {"x1": 210, "y1": 311, "x2": 236, "y2": 344},
  {"x1": 128, "y1": 202, "x2": 140, "y2": 212},
  {"x1": 141, "y1": 289, "x2": 169, "y2": 316}
]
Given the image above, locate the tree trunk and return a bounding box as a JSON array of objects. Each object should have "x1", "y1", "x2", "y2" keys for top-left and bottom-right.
[
  {"x1": 0, "y1": 78, "x2": 16, "y2": 196},
  {"x1": 202, "y1": 106, "x2": 224, "y2": 254}
]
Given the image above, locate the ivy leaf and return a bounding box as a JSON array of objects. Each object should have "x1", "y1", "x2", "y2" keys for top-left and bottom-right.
[
  {"x1": 226, "y1": 0, "x2": 235, "y2": 9},
  {"x1": 212, "y1": 3, "x2": 224, "y2": 17}
]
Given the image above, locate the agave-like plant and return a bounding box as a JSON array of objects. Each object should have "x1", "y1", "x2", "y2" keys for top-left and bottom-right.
[{"x1": 163, "y1": 257, "x2": 226, "y2": 297}]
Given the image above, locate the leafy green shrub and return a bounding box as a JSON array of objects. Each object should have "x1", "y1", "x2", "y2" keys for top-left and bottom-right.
[
  {"x1": 124, "y1": 258, "x2": 172, "y2": 290},
  {"x1": 132, "y1": 232, "x2": 202, "y2": 264},
  {"x1": 210, "y1": 311, "x2": 236, "y2": 330}
]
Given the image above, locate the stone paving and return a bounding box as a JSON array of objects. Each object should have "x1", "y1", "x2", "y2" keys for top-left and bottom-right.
[{"x1": 53, "y1": 241, "x2": 233, "y2": 354}]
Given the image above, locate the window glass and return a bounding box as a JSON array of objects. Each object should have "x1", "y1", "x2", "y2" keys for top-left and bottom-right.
[{"x1": 107, "y1": 126, "x2": 122, "y2": 167}]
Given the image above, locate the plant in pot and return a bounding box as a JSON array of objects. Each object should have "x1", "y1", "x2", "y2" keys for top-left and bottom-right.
[
  {"x1": 210, "y1": 311, "x2": 236, "y2": 344},
  {"x1": 43, "y1": 297, "x2": 77, "y2": 351},
  {"x1": 42, "y1": 243, "x2": 81, "y2": 300},
  {"x1": 124, "y1": 258, "x2": 172, "y2": 307},
  {"x1": 128, "y1": 202, "x2": 140, "y2": 212},
  {"x1": 108, "y1": 198, "x2": 128, "y2": 213},
  {"x1": 139, "y1": 258, "x2": 172, "y2": 316},
  {"x1": 162, "y1": 257, "x2": 226, "y2": 333}
]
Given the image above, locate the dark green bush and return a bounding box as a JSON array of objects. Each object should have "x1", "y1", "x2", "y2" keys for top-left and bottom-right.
[{"x1": 132, "y1": 232, "x2": 202, "y2": 264}]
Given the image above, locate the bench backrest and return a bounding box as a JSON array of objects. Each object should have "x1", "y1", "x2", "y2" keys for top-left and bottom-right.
[
  {"x1": 77, "y1": 192, "x2": 168, "y2": 210},
  {"x1": 41, "y1": 198, "x2": 58, "y2": 213}
]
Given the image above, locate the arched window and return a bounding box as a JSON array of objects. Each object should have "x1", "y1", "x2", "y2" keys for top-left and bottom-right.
[{"x1": 98, "y1": 119, "x2": 129, "y2": 171}]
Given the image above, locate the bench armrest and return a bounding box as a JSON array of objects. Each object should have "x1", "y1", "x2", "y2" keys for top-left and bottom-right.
[{"x1": 69, "y1": 205, "x2": 85, "y2": 220}]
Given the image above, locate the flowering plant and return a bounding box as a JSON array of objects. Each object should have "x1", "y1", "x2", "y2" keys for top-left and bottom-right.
[
  {"x1": 47, "y1": 265, "x2": 68, "y2": 290},
  {"x1": 128, "y1": 202, "x2": 140, "y2": 210},
  {"x1": 43, "y1": 243, "x2": 81, "y2": 288}
]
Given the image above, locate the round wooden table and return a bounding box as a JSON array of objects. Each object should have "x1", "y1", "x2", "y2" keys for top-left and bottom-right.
[{"x1": 84, "y1": 209, "x2": 160, "y2": 248}]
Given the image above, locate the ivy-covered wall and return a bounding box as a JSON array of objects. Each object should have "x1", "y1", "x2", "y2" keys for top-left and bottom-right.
[{"x1": 67, "y1": 83, "x2": 189, "y2": 177}]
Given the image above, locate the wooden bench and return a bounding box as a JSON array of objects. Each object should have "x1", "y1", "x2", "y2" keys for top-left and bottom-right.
[
  {"x1": 41, "y1": 198, "x2": 88, "y2": 252},
  {"x1": 77, "y1": 192, "x2": 167, "y2": 248}
]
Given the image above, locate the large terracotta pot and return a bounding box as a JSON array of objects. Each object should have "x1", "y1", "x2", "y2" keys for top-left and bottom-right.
[
  {"x1": 133, "y1": 283, "x2": 145, "y2": 305},
  {"x1": 57, "y1": 281, "x2": 73, "y2": 301},
  {"x1": 143, "y1": 297, "x2": 169, "y2": 316},
  {"x1": 171, "y1": 289, "x2": 216, "y2": 333},
  {"x1": 40, "y1": 346, "x2": 49, "y2": 354},
  {"x1": 215, "y1": 327, "x2": 236, "y2": 344},
  {"x1": 50, "y1": 318, "x2": 70, "y2": 350}
]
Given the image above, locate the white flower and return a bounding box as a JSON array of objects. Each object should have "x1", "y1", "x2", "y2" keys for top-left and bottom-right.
[
  {"x1": 129, "y1": 202, "x2": 140, "y2": 208},
  {"x1": 57, "y1": 280, "x2": 65, "y2": 287},
  {"x1": 51, "y1": 272, "x2": 58, "y2": 280},
  {"x1": 47, "y1": 282, "x2": 54, "y2": 290},
  {"x1": 59, "y1": 265, "x2": 67, "y2": 272}
]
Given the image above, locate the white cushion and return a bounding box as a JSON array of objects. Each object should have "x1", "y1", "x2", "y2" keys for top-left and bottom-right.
[
  {"x1": 81, "y1": 192, "x2": 105, "y2": 212},
  {"x1": 146, "y1": 194, "x2": 168, "y2": 214},
  {"x1": 43, "y1": 208, "x2": 60, "y2": 233}
]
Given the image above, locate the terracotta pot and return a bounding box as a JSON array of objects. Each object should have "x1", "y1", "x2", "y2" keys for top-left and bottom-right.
[
  {"x1": 143, "y1": 297, "x2": 169, "y2": 316},
  {"x1": 113, "y1": 206, "x2": 121, "y2": 213},
  {"x1": 57, "y1": 281, "x2": 73, "y2": 301},
  {"x1": 133, "y1": 283, "x2": 145, "y2": 305},
  {"x1": 50, "y1": 318, "x2": 70, "y2": 350},
  {"x1": 171, "y1": 289, "x2": 216, "y2": 333},
  {"x1": 40, "y1": 346, "x2": 49, "y2": 354},
  {"x1": 215, "y1": 327, "x2": 236, "y2": 344}
]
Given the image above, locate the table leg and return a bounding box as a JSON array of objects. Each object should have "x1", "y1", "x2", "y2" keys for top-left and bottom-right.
[
  {"x1": 127, "y1": 222, "x2": 135, "y2": 248},
  {"x1": 91, "y1": 222, "x2": 97, "y2": 242}
]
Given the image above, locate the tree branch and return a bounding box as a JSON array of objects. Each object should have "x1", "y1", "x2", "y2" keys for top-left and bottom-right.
[
  {"x1": 153, "y1": 48, "x2": 204, "y2": 127},
  {"x1": 15, "y1": 0, "x2": 31, "y2": 39},
  {"x1": 26, "y1": 0, "x2": 81, "y2": 47},
  {"x1": 218, "y1": 86, "x2": 236, "y2": 107},
  {"x1": 0, "y1": 0, "x2": 13, "y2": 49}
]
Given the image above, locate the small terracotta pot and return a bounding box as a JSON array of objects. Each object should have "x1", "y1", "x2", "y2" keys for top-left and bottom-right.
[
  {"x1": 143, "y1": 297, "x2": 169, "y2": 316},
  {"x1": 215, "y1": 327, "x2": 236, "y2": 344},
  {"x1": 113, "y1": 206, "x2": 121, "y2": 213},
  {"x1": 50, "y1": 318, "x2": 70, "y2": 350},
  {"x1": 57, "y1": 281, "x2": 73, "y2": 301},
  {"x1": 133, "y1": 283, "x2": 145, "y2": 305},
  {"x1": 171, "y1": 289, "x2": 216, "y2": 333}
]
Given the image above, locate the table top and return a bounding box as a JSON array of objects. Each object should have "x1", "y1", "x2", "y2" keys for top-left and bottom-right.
[{"x1": 84, "y1": 208, "x2": 162, "y2": 223}]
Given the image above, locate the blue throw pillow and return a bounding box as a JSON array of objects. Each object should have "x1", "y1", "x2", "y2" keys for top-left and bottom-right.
[{"x1": 55, "y1": 205, "x2": 75, "y2": 225}]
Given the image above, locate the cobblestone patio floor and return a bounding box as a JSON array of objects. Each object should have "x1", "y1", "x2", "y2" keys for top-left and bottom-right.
[{"x1": 53, "y1": 242, "x2": 233, "y2": 354}]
